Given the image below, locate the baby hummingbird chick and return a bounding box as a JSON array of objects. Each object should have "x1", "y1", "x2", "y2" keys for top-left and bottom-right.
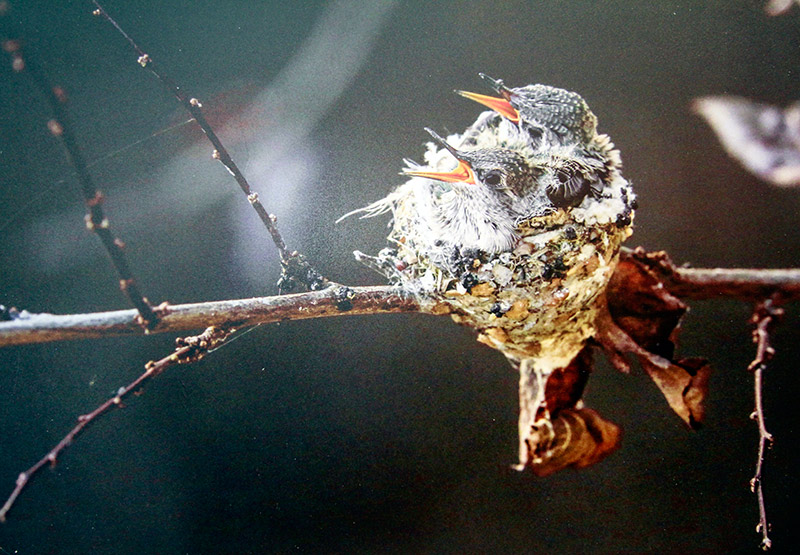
[
  {"x1": 400, "y1": 128, "x2": 539, "y2": 254},
  {"x1": 344, "y1": 80, "x2": 635, "y2": 475},
  {"x1": 457, "y1": 73, "x2": 598, "y2": 151}
]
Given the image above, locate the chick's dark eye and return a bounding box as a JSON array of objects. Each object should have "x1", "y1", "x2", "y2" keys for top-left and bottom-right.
[
  {"x1": 528, "y1": 126, "x2": 544, "y2": 144},
  {"x1": 484, "y1": 170, "x2": 503, "y2": 186}
]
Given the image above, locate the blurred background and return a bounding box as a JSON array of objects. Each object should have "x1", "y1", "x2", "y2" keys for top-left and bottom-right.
[{"x1": 2, "y1": 1, "x2": 799, "y2": 552}]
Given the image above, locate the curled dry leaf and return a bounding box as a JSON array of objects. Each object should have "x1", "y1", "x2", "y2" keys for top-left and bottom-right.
[
  {"x1": 693, "y1": 96, "x2": 800, "y2": 187},
  {"x1": 517, "y1": 346, "x2": 622, "y2": 475},
  {"x1": 542, "y1": 345, "x2": 592, "y2": 413},
  {"x1": 527, "y1": 407, "x2": 622, "y2": 477},
  {"x1": 595, "y1": 250, "x2": 711, "y2": 428},
  {"x1": 605, "y1": 250, "x2": 687, "y2": 360},
  {"x1": 508, "y1": 243, "x2": 718, "y2": 473}
]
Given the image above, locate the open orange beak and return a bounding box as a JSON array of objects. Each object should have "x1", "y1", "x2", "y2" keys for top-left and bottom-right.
[
  {"x1": 403, "y1": 158, "x2": 476, "y2": 185},
  {"x1": 456, "y1": 90, "x2": 520, "y2": 125}
]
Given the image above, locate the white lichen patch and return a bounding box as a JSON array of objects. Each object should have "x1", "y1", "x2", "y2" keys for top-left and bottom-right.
[{"x1": 572, "y1": 174, "x2": 633, "y2": 226}]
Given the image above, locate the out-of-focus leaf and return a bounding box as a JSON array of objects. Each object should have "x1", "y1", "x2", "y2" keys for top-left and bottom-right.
[
  {"x1": 765, "y1": 0, "x2": 800, "y2": 16},
  {"x1": 694, "y1": 96, "x2": 800, "y2": 187}
]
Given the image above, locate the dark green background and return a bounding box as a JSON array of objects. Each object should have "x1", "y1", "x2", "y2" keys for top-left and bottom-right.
[{"x1": 2, "y1": 1, "x2": 799, "y2": 553}]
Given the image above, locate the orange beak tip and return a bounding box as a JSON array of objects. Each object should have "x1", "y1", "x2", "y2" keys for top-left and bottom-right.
[
  {"x1": 457, "y1": 90, "x2": 520, "y2": 124},
  {"x1": 402, "y1": 159, "x2": 476, "y2": 185}
]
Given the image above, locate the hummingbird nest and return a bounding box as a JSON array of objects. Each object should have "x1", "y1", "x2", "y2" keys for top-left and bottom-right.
[{"x1": 346, "y1": 76, "x2": 635, "y2": 475}]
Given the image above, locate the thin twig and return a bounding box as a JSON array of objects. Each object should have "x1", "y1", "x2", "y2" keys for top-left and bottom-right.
[
  {"x1": 747, "y1": 298, "x2": 782, "y2": 551},
  {"x1": 0, "y1": 6, "x2": 158, "y2": 328},
  {"x1": 0, "y1": 325, "x2": 231, "y2": 523},
  {"x1": 90, "y1": 1, "x2": 326, "y2": 293}
]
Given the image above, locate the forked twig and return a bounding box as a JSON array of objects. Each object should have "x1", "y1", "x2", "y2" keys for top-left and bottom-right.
[
  {"x1": 747, "y1": 297, "x2": 782, "y2": 551},
  {"x1": 0, "y1": 5, "x2": 158, "y2": 328},
  {"x1": 0, "y1": 326, "x2": 232, "y2": 523},
  {"x1": 91, "y1": 1, "x2": 326, "y2": 293}
]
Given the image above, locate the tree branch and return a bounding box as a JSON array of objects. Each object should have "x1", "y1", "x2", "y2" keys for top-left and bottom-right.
[
  {"x1": 1, "y1": 8, "x2": 158, "y2": 328},
  {"x1": 621, "y1": 247, "x2": 800, "y2": 302},
  {"x1": 0, "y1": 285, "x2": 418, "y2": 347},
  {"x1": 3, "y1": 251, "x2": 800, "y2": 348}
]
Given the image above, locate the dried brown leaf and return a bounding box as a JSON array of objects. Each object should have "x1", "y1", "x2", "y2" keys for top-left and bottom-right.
[
  {"x1": 596, "y1": 253, "x2": 711, "y2": 427},
  {"x1": 606, "y1": 254, "x2": 687, "y2": 359},
  {"x1": 636, "y1": 353, "x2": 711, "y2": 428},
  {"x1": 528, "y1": 408, "x2": 622, "y2": 477},
  {"x1": 543, "y1": 345, "x2": 592, "y2": 412}
]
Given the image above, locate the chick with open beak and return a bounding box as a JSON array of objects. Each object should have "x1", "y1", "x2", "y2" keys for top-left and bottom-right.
[
  {"x1": 400, "y1": 128, "x2": 542, "y2": 254},
  {"x1": 457, "y1": 73, "x2": 598, "y2": 150}
]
